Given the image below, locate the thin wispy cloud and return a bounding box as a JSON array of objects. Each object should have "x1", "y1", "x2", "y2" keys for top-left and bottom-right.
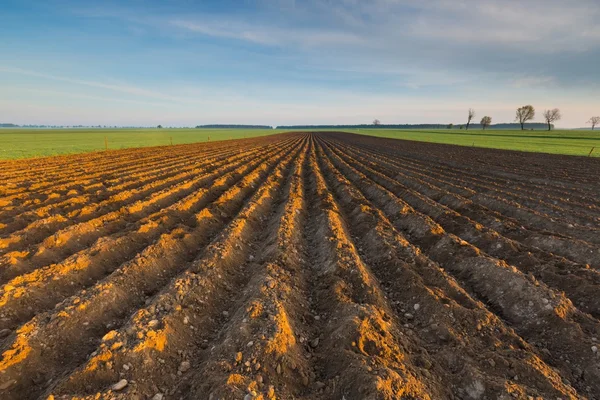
[
  {"x1": 511, "y1": 76, "x2": 557, "y2": 89},
  {"x1": 15, "y1": 87, "x2": 177, "y2": 108},
  {"x1": 170, "y1": 20, "x2": 280, "y2": 46},
  {"x1": 170, "y1": 19, "x2": 365, "y2": 48},
  {"x1": 0, "y1": 67, "x2": 190, "y2": 104}
]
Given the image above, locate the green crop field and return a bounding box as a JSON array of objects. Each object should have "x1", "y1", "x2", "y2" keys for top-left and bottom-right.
[
  {"x1": 1, "y1": 127, "x2": 599, "y2": 160},
  {"x1": 327, "y1": 128, "x2": 600, "y2": 157},
  {"x1": 0, "y1": 128, "x2": 280, "y2": 159}
]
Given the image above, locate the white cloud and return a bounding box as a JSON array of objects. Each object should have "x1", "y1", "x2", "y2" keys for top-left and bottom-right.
[
  {"x1": 289, "y1": 0, "x2": 600, "y2": 52},
  {"x1": 170, "y1": 18, "x2": 364, "y2": 48}
]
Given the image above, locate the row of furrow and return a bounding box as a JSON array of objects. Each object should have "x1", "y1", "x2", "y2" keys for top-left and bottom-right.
[
  {"x1": 0, "y1": 148, "x2": 228, "y2": 236},
  {"x1": 333, "y1": 138, "x2": 600, "y2": 267},
  {"x1": 347, "y1": 139, "x2": 600, "y2": 233},
  {"x1": 180, "y1": 141, "x2": 311, "y2": 400},
  {"x1": 0, "y1": 141, "x2": 164, "y2": 177},
  {"x1": 0, "y1": 138, "x2": 295, "y2": 267},
  {"x1": 5, "y1": 137, "x2": 257, "y2": 200},
  {"x1": 0, "y1": 139, "x2": 301, "y2": 333},
  {"x1": 0, "y1": 138, "x2": 263, "y2": 219},
  {"x1": 0, "y1": 137, "x2": 235, "y2": 185},
  {"x1": 388, "y1": 145, "x2": 599, "y2": 217},
  {"x1": 0, "y1": 150, "x2": 135, "y2": 182},
  {"x1": 0, "y1": 142, "x2": 282, "y2": 284},
  {"x1": 393, "y1": 150, "x2": 600, "y2": 227},
  {"x1": 0, "y1": 140, "x2": 262, "y2": 234},
  {"x1": 321, "y1": 139, "x2": 600, "y2": 318},
  {"x1": 0, "y1": 143, "x2": 232, "y2": 224},
  {"x1": 0, "y1": 136, "x2": 305, "y2": 400},
  {"x1": 358, "y1": 140, "x2": 600, "y2": 267},
  {"x1": 47, "y1": 137, "x2": 307, "y2": 400},
  {"x1": 0, "y1": 144, "x2": 182, "y2": 196},
  {"x1": 0, "y1": 134, "x2": 269, "y2": 181},
  {"x1": 0, "y1": 141, "x2": 211, "y2": 198},
  {"x1": 305, "y1": 139, "x2": 437, "y2": 399},
  {"x1": 0, "y1": 136, "x2": 273, "y2": 184},
  {"x1": 315, "y1": 137, "x2": 600, "y2": 397},
  {"x1": 143, "y1": 136, "x2": 431, "y2": 400},
  {"x1": 0, "y1": 138, "x2": 291, "y2": 255},
  {"x1": 350, "y1": 133, "x2": 600, "y2": 194},
  {"x1": 313, "y1": 138, "x2": 580, "y2": 398},
  {"x1": 345, "y1": 136, "x2": 600, "y2": 221},
  {"x1": 0, "y1": 145, "x2": 222, "y2": 239}
]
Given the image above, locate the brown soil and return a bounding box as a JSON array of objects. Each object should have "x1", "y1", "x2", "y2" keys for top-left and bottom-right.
[{"x1": 0, "y1": 132, "x2": 599, "y2": 400}]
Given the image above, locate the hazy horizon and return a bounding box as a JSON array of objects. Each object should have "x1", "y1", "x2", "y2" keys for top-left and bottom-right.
[
  {"x1": 1, "y1": 0, "x2": 599, "y2": 128},
  {"x1": 0, "y1": 123, "x2": 588, "y2": 130}
]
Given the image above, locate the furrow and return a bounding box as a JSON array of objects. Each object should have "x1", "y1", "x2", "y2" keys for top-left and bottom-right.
[
  {"x1": 0, "y1": 143, "x2": 237, "y2": 228},
  {"x1": 0, "y1": 141, "x2": 270, "y2": 244},
  {"x1": 48, "y1": 137, "x2": 306, "y2": 400},
  {"x1": 174, "y1": 140, "x2": 310, "y2": 400},
  {"x1": 322, "y1": 138, "x2": 600, "y2": 319},
  {"x1": 348, "y1": 139, "x2": 600, "y2": 240},
  {"x1": 0, "y1": 137, "x2": 302, "y2": 400},
  {"x1": 0, "y1": 143, "x2": 214, "y2": 210},
  {"x1": 0, "y1": 138, "x2": 236, "y2": 189},
  {"x1": 0, "y1": 138, "x2": 296, "y2": 277},
  {"x1": 0, "y1": 139, "x2": 299, "y2": 332},
  {"x1": 340, "y1": 132, "x2": 600, "y2": 196},
  {"x1": 314, "y1": 137, "x2": 580, "y2": 399},
  {"x1": 300, "y1": 137, "x2": 436, "y2": 399},
  {"x1": 0, "y1": 136, "x2": 278, "y2": 226},
  {"x1": 0, "y1": 134, "x2": 271, "y2": 184},
  {"x1": 360, "y1": 142, "x2": 600, "y2": 222},
  {"x1": 332, "y1": 138, "x2": 600, "y2": 267},
  {"x1": 314, "y1": 136, "x2": 600, "y2": 397}
]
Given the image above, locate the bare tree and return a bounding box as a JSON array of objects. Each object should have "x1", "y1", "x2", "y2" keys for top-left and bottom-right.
[
  {"x1": 515, "y1": 105, "x2": 535, "y2": 130},
  {"x1": 588, "y1": 116, "x2": 600, "y2": 130},
  {"x1": 543, "y1": 108, "x2": 561, "y2": 131},
  {"x1": 480, "y1": 116, "x2": 492, "y2": 130},
  {"x1": 466, "y1": 108, "x2": 475, "y2": 130},
  {"x1": 373, "y1": 119, "x2": 381, "y2": 126}
]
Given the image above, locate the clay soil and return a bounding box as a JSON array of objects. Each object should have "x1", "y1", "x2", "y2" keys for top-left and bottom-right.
[{"x1": 0, "y1": 132, "x2": 599, "y2": 400}]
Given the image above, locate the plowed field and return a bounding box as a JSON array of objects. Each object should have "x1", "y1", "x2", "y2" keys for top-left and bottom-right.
[{"x1": 0, "y1": 132, "x2": 599, "y2": 400}]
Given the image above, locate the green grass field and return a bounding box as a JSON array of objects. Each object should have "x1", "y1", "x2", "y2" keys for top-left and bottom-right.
[
  {"x1": 331, "y1": 128, "x2": 600, "y2": 157},
  {"x1": 0, "y1": 128, "x2": 280, "y2": 159},
  {"x1": 1, "y1": 127, "x2": 599, "y2": 160}
]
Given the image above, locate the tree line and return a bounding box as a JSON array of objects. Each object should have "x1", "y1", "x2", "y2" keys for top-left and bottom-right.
[
  {"x1": 279, "y1": 123, "x2": 461, "y2": 129},
  {"x1": 195, "y1": 124, "x2": 273, "y2": 129}
]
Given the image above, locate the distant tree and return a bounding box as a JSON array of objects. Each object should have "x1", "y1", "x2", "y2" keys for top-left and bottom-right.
[
  {"x1": 466, "y1": 108, "x2": 475, "y2": 130},
  {"x1": 373, "y1": 119, "x2": 381, "y2": 126},
  {"x1": 543, "y1": 108, "x2": 561, "y2": 131},
  {"x1": 515, "y1": 105, "x2": 535, "y2": 130},
  {"x1": 480, "y1": 116, "x2": 492, "y2": 130},
  {"x1": 588, "y1": 116, "x2": 600, "y2": 130},
  {"x1": 447, "y1": 123, "x2": 454, "y2": 129},
  {"x1": 157, "y1": 125, "x2": 163, "y2": 129}
]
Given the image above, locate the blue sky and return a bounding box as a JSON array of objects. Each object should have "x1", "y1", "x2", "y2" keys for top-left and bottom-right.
[{"x1": 0, "y1": 0, "x2": 599, "y2": 127}]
